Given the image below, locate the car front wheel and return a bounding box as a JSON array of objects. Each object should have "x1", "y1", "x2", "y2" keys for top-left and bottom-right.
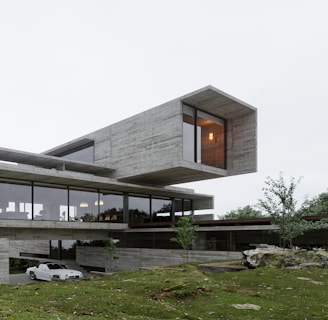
[{"x1": 29, "y1": 271, "x2": 37, "y2": 280}]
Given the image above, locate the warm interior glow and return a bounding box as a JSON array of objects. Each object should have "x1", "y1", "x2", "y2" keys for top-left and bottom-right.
[
  {"x1": 80, "y1": 202, "x2": 89, "y2": 208},
  {"x1": 209, "y1": 132, "x2": 214, "y2": 140}
]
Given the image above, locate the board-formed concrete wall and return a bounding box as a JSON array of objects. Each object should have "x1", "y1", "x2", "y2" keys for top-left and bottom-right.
[
  {"x1": 9, "y1": 240, "x2": 49, "y2": 258},
  {"x1": 226, "y1": 112, "x2": 257, "y2": 176},
  {"x1": 0, "y1": 238, "x2": 9, "y2": 284},
  {"x1": 76, "y1": 247, "x2": 242, "y2": 272},
  {"x1": 89, "y1": 99, "x2": 182, "y2": 180}
]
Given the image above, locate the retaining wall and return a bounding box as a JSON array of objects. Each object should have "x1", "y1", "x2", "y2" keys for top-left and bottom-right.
[{"x1": 76, "y1": 247, "x2": 242, "y2": 272}]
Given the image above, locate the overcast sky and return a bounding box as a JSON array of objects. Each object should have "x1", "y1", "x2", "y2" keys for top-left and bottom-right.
[{"x1": 1, "y1": 1, "x2": 327, "y2": 217}]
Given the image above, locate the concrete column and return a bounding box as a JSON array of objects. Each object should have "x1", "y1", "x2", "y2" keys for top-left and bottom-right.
[{"x1": 0, "y1": 238, "x2": 9, "y2": 284}]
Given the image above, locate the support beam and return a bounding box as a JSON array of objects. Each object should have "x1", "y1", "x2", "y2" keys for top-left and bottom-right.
[{"x1": 0, "y1": 238, "x2": 9, "y2": 284}]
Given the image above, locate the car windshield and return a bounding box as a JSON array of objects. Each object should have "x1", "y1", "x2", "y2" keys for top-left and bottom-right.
[{"x1": 47, "y1": 263, "x2": 65, "y2": 270}]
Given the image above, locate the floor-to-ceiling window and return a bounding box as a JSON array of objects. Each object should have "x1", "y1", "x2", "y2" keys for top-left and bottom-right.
[
  {"x1": 128, "y1": 195, "x2": 150, "y2": 224},
  {"x1": 99, "y1": 191, "x2": 124, "y2": 222},
  {"x1": 151, "y1": 197, "x2": 172, "y2": 222},
  {"x1": 33, "y1": 184, "x2": 68, "y2": 221},
  {"x1": 183, "y1": 104, "x2": 226, "y2": 169},
  {"x1": 69, "y1": 188, "x2": 99, "y2": 221},
  {"x1": 0, "y1": 180, "x2": 32, "y2": 220}
]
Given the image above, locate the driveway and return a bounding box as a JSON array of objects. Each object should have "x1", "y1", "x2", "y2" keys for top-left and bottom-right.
[{"x1": 9, "y1": 273, "x2": 34, "y2": 285}]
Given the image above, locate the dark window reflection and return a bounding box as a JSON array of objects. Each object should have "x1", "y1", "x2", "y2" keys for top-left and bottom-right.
[
  {"x1": 152, "y1": 197, "x2": 172, "y2": 222},
  {"x1": 129, "y1": 195, "x2": 150, "y2": 223},
  {"x1": 99, "y1": 192, "x2": 124, "y2": 223}
]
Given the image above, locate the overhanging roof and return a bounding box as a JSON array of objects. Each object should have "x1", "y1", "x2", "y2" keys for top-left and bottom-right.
[
  {"x1": 181, "y1": 85, "x2": 256, "y2": 119},
  {"x1": 0, "y1": 147, "x2": 114, "y2": 177}
]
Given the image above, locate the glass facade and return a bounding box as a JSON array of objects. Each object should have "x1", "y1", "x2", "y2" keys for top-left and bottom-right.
[
  {"x1": 0, "y1": 181, "x2": 32, "y2": 220},
  {"x1": 151, "y1": 197, "x2": 172, "y2": 222},
  {"x1": 129, "y1": 195, "x2": 150, "y2": 224},
  {"x1": 34, "y1": 184, "x2": 68, "y2": 221},
  {"x1": 0, "y1": 180, "x2": 193, "y2": 224},
  {"x1": 69, "y1": 188, "x2": 99, "y2": 222},
  {"x1": 183, "y1": 104, "x2": 226, "y2": 169},
  {"x1": 99, "y1": 191, "x2": 124, "y2": 223}
]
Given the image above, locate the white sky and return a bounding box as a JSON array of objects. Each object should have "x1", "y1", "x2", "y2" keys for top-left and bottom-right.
[{"x1": 1, "y1": 0, "x2": 328, "y2": 217}]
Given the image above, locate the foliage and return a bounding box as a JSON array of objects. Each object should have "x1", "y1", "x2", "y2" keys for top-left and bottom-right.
[
  {"x1": 105, "y1": 237, "x2": 119, "y2": 272},
  {"x1": 224, "y1": 205, "x2": 263, "y2": 220},
  {"x1": 3, "y1": 264, "x2": 328, "y2": 319},
  {"x1": 170, "y1": 215, "x2": 198, "y2": 262},
  {"x1": 10, "y1": 258, "x2": 30, "y2": 272},
  {"x1": 299, "y1": 192, "x2": 328, "y2": 216},
  {"x1": 258, "y1": 174, "x2": 328, "y2": 248}
]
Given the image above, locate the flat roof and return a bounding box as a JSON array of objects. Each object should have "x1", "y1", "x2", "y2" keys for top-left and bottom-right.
[{"x1": 0, "y1": 147, "x2": 114, "y2": 177}]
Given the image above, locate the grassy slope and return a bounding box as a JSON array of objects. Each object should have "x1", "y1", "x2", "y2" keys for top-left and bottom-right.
[{"x1": 1, "y1": 263, "x2": 328, "y2": 319}]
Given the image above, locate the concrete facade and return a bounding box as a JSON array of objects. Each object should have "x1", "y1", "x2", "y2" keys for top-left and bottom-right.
[
  {"x1": 0, "y1": 238, "x2": 9, "y2": 284},
  {"x1": 0, "y1": 86, "x2": 257, "y2": 283},
  {"x1": 76, "y1": 247, "x2": 242, "y2": 272}
]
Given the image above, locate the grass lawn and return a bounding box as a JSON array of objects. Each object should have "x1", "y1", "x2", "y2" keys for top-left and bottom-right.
[{"x1": 1, "y1": 262, "x2": 328, "y2": 319}]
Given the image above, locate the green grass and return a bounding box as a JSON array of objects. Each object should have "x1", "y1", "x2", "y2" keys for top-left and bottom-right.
[{"x1": 1, "y1": 263, "x2": 328, "y2": 319}]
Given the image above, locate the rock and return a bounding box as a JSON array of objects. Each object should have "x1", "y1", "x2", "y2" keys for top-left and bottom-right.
[
  {"x1": 242, "y1": 248, "x2": 328, "y2": 269},
  {"x1": 231, "y1": 303, "x2": 261, "y2": 311}
]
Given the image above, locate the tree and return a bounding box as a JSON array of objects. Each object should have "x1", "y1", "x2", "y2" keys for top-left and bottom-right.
[
  {"x1": 299, "y1": 192, "x2": 328, "y2": 216},
  {"x1": 170, "y1": 216, "x2": 198, "y2": 263},
  {"x1": 224, "y1": 205, "x2": 263, "y2": 220},
  {"x1": 258, "y1": 174, "x2": 328, "y2": 248},
  {"x1": 105, "y1": 237, "x2": 119, "y2": 272}
]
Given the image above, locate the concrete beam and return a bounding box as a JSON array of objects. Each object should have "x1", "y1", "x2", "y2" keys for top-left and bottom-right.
[{"x1": 0, "y1": 238, "x2": 9, "y2": 284}]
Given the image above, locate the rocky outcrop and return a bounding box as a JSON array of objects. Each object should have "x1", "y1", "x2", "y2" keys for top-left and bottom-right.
[{"x1": 242, "y1": 247, "x2": 328, "y2": 269}]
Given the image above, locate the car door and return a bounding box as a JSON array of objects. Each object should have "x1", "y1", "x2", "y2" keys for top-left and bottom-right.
[{"x1": 37, "y1": 264, "x2": 51, "y2": 281}]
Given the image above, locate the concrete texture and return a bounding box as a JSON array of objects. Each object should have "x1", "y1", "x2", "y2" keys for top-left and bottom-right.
[
  {"x1": 76, "y1": 247, "x2": 242, "y2": 272},
  {"x1": 0, "y1": 238, "x2": 9, "y2": 284}
]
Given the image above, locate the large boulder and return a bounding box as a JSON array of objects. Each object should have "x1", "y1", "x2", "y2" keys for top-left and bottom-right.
[{"x1": 242, "y1": 247, "x2": 328, "y2": 269}]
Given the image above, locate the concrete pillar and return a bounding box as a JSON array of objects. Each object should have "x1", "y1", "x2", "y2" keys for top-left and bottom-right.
[{"x1": 0, "y1": 238, "x2": 9, "y2": 284}]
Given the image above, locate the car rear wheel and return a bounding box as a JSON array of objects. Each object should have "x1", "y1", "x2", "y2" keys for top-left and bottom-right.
[{"x1": 29, "y1": 271, "x2": 37, "y2": 280}]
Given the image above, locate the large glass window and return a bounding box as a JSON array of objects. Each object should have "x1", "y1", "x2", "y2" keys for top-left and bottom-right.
[
  {"x1": 69, "y1": 188, "x2": 99, "y2": 222},
  {"x1": 183, "y1": 106, "x2": 195, "y2": 162},
  {"x1": 197, "y1": 111, "x2": 225, "y2": 168},
  {"x1": 0, "y1": 181, "x2": 32, "y2": 220},
  {"x1": 128, "y1": 195, "x2": 150, "y2": 224},
  {"x1": 174, "y1": 198, "x2": 192, "y2": 218},
  {"x1": 98, "y1": 191, "x2": 124, "y2": 223},
  {"x1": 33, "y1": 184, "x2": 68, "y2": 221},
  {"x1": 151, "y1": 197, "x2": 172, "y2": 222},
  {"x1": 183, "y1": 105, "x2": 226, "y2": 169}
]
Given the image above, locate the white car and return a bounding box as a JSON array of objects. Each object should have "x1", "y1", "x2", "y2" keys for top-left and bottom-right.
[{"x1": 26, "y1": 263, "x2": 83, "y2": 281}]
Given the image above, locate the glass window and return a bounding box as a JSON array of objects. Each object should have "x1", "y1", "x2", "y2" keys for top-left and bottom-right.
[
  {"x1": 99, "y1": 191, "x2": 124, "y2": 223},
  {"x1": 197, "y1": 111, "x2": 225, "y2": 168},
  {"x1": 0, "y1": 182, "x2": 32, "y2": 220},
  {"x1": 33, "y1": 185, "x2": 68, "y2": 221},
  {"x1": 183, "y1": 105, "x2": 195, "y2": 162},
  {"x1": 183, "y1": 104, "x2": 226, "y2": 169},
  {"x1": 60, "y1": 143, "x2": 94, "y2": 163},
  {"x1": 174, "y1": 198, "x2": 192, "y2": 218},
  {"x1": 151, "y1": 197, "x2": 172, "y2": 222},
  {"x1": 69, "y1": 188, "x2": 98, "y2": 222},
  {"x1": 128, "y1": 195, "x2": 150, "y2": 224}
]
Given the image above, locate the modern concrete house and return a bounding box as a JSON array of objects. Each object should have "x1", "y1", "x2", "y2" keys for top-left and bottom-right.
[{"x1": 0, "y1": 86, "x2": 257, "y2": 283}]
